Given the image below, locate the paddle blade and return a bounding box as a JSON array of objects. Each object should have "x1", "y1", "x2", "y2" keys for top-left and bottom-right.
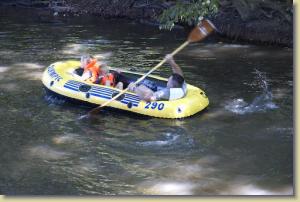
[
  {"x1": 78, "y1": 114, "x2": 90, "y2": 120},
  {"x1": 188, "y1": 19, "x2": 217, "y2": 43},
  {"x1": 88, "y1": 106, "x2": 102, "y2": 116}
]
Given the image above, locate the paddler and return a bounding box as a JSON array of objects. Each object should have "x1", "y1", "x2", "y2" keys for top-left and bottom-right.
[{"x1": 128, "y1": 54, "x2": 187, "y2": 101}]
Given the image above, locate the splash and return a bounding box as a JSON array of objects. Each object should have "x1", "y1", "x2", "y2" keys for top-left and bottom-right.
[{"x1": 225, "y1": 69, "x2": 278, "y2": 115}]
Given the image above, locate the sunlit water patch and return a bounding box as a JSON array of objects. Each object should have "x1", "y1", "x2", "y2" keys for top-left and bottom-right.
[
  {"x1": 26, "y1": 145, "x2": 72, "y2": 160},
  {"x1": 140, "y1": 181, "x2": 196, "y2": 195},
  {"x1": 52, "y1": 133, "x2": 85, "y2": 147}
]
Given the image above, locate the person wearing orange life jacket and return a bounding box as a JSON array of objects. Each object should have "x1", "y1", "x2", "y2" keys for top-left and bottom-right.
[
  {"x1": 98, "y1": 65, "x2": 124, "y2": 89},
  {"x1": 83, "y1": 56, "x2": 101, "y2": 84},
  {"x1": 99, "y1": 72, "x2": 115, "y2": 86},
  {"x1": 73, "y1": 55, "x2": 99, "y2": 83},
  {"x1": 74, "y1": 55, "x2": 123, "y2": 89}
]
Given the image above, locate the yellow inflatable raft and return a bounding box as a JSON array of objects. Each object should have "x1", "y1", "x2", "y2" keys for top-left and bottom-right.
[{"x1": 42, "y1": 60, "x2": 209, "y2": 118}]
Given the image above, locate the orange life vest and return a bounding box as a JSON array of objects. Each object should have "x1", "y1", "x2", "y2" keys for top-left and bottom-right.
[
  {"x1": 83, "y1": 58, "x2": 100, "y2": 83},
  {"x1": 100, "y1": 73, "x2": 115, "y2": 87}
]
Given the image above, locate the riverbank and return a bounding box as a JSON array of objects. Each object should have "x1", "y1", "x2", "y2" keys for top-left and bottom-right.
[{"x1": 0, "y1": 0, "x2": 293, "y2": 47}]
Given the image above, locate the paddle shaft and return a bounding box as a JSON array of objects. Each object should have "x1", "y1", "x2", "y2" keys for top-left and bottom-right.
[{"x1": 88, "y1": 40, "x2": 190, "y2": 115}]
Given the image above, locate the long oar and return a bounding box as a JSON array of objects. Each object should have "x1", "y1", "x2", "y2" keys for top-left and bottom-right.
[{"x1": 87, "y1": 19, "x2": 216, "y2": 116}]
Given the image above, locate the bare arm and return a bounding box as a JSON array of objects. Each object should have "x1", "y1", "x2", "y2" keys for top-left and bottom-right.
[{"x1": 165, "y1": 54, "x2": 184, "y2": 77}]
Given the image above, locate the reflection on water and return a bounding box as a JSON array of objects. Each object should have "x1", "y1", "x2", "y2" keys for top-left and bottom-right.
[{"x1": 0, "y1": 7, "x2": 293, "y2": 195}]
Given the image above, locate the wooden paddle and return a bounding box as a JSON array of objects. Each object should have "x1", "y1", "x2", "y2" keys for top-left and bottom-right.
[{"x1": 87, "y1": 19, "x2": 216, "y2": 116}]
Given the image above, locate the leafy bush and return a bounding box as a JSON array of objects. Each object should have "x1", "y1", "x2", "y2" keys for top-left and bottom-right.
[{"x1": 158, "y1": 0, "x2": 219, "y2": 30}]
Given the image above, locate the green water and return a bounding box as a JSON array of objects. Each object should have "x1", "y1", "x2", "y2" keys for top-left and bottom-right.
[{"x1": 0, "y1": 7, "x2": 293, "y2": 195}]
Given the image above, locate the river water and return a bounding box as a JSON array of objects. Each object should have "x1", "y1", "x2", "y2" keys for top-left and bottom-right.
[{"x1": 0, "y1": 8, "x2": 293, "y2": 195}]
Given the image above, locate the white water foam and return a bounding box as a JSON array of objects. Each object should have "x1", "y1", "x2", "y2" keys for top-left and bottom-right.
[
  {"x1": 137, "y1": 133, "x2": 180, "y2": 147},
  {"x1": 225, "y1": 69, "x2": 278, "y2": 115},
  {"x1": 44, "y1": 94, "x2": 66, "y2": 105}
]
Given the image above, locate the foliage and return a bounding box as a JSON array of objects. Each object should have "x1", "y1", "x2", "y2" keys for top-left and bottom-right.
[{"x1": 158, "y1": 0, "x2": 219, "y2": 30}]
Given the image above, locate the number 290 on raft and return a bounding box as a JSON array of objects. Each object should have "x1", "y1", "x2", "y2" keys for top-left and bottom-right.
[{"x1": 144, "y1": 102, "x2": 164, "y2": 110}]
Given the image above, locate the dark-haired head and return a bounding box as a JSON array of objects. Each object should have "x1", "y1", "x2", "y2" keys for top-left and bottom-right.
[{"x1": 167, "y1": 73, "x2": 184, "y2": 88}]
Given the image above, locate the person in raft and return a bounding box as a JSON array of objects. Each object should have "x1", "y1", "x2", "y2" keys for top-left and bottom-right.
[
  {"x1": 73, "y1": 55, "x2": 123, "y2": 89},
  {"x1": 128, "y1": 54, "x2": 187, "y2": 101},
  {"x1": 78, "y1": 55, "x2": 100, "y2": 83}
]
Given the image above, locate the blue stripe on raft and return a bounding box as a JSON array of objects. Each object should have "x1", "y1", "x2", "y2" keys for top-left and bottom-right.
[
  {"x1": 67, "y1": 81, "x2": 82, "y2": 86},
  {"x1": 121, "y1": 100, "x2": 138, "y2": 107},
  {"x1": 123, "y1": 102, "x2": 139, "y2": 107},
  {"x1": 64, "y1": 85, "x2": 79, "y2": 91},
  {"x1": 64, "y1": 83, "x2": 80, "y2": 88},
  {"x1": 124, "y1": 93, "x2": 140, "y2": 99},
  {"x1": 90, "y1": 87, "x2": 113, "y2": 92},
  {"x1": 65, "y1": 83, "x2": 81, "y2": 88},
  {"x1": 91, "y1": 87, "x2": 117, "y2": 94},
  {"x1": 124, "y1": 98, "x2": 140, "y2": 103},
  {"x1": 48, "y1": 65, "x2": 62, "y2": 81},
  {"x1": 123, "y1": 96, "x2": 139, "y2": 102},
  {"x1": 90, "y1": 93, "x2": 111, "y2": 100},
  {"x1": 90, "y1": 91, "x2": 112, "y2": 97},
  {"x1": 89, "y1": 91, "x2": 112, "y2": 96},
  {"x1": 63, "y1": 80, "x2": 140, "y2": 107},
  {"x1": 90, "y1": 92, "x2": 139, "y2": 106},
  {"x1": 123, "y1": 98, "x2": 139, "y2": 104},
  {"x1": 65, "y1": 82, "x2": 81, "y2": 86},
  {"x1": 66, "y1": 82, "x2": 81, "y2": 87},
  {"x1": 123, "y1": 97, "x2": 140, "y2": 102},
  {"x1": 67, "y1": 80, "x2": 82, "y2": 84},
  {"x1": 122, "y1": 101, "x2": 138, "y2": 106},
  {"x1": 124, "y1": 96, "x2": 140, "y2": 102},
  {"x1": 91, "y1": 94, "x2": 140, "y2": 107},
  {"x1": 90, "y1": 89, "x2": 115, "y2": 95},
  {"x1": 125, "y1": 94, "x2": 139, "y2": 98}
]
